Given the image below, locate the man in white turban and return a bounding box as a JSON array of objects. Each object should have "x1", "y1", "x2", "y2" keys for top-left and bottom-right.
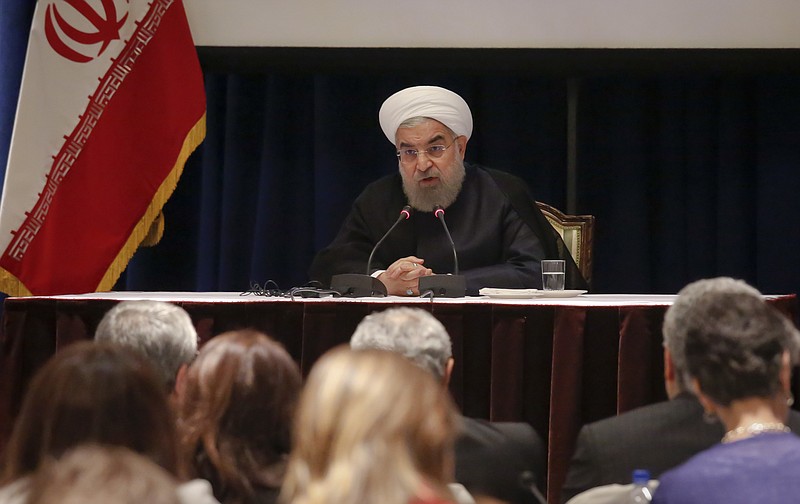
[{"x1": 309, "y1": 85, "x2": 586, "y2": 296}]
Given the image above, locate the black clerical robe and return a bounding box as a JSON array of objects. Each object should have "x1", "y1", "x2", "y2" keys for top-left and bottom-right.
[{"x1": 309, "y1": 163, "x2": 586, "y2": 293}]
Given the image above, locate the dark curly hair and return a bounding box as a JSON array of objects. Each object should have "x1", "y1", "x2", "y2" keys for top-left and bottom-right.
[{"x1": 684, "y1": 291, "x2": 800, "y2": 406}]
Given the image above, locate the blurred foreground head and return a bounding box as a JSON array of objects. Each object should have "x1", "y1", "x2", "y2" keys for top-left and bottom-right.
[
  {"x1": 350, "y1": 307, "x2": 452, "y2": 383},
  {"x1": 28, "y1": 444, "x2": 180, "y2": 504},
  {"x1": 1, "y1": 341, "x2": 178, "y2": 483},
  {"x1": 680, "y1": 288, "x2": 800, "y2": 407},
  {"x1": 178, "y1": 329, "x2": 302, "y2": 502},
  {"x1": 95, "y1": 300, "x2": 198, "y2": 392},
  {"x1": 662, "y1": 277, "x2": 763, "y2": 397},
  {"x1": 281, "y1": 347, "x2": 460, "y2": 504}
]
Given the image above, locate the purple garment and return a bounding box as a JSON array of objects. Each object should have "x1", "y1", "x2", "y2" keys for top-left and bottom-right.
[{"x1": 653, "y1": 432, "x2": 800, "y2": 504}]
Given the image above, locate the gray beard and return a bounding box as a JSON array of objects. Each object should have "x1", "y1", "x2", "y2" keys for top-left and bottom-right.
[{"x1": 401, "y1": 160, "x2": 466, "y2": 212}]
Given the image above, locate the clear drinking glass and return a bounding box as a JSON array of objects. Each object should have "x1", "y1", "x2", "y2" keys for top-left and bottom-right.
[{"x1": 541, "y1": 260, "x2": 566, "y2": 290}]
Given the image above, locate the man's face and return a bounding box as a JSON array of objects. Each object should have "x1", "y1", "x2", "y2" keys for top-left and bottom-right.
[{"x1": 395, "y1": 119, "x2": 467, "y2": 212}]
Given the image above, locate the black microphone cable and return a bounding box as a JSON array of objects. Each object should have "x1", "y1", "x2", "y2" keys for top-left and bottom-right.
[{"x1": 240, "y1": 280, "x2": 340, "y2": 299}]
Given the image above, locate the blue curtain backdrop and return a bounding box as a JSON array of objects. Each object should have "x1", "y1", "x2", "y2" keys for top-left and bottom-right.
[
  {"x1": 578, "y1": 76, "x2": 800, "y2": 294},
  {"x1": 119, "y1": 74, "x2": 571, "y2": 292},
  {"x1": 2, "y1": 5, "x2": 799, "y2": 296},
  {"x1": 0, "y1": 1, "x2": 36, "y2": 187}
]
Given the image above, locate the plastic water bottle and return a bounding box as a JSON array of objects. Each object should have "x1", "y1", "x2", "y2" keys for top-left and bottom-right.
[{"x1": 629, "y1": 469, "x2": 653, "y2": 503}]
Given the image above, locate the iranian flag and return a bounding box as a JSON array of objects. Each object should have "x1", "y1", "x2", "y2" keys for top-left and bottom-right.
[{"x1": 0, "y1": 0, "x2": 206, "y2": 296}]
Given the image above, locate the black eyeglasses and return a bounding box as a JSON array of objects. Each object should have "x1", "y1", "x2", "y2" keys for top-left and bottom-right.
[{"x1": 396, "y1": 139, "x2": 457, "y2": 164}]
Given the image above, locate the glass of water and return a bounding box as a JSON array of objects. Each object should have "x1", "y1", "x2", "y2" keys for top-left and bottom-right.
[{"x1": 541, "y1": 260, "x2": 565, "y2": 290}]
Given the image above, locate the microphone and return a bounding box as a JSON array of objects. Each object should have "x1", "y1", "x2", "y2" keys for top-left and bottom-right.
[
  {"x1": 366, "y1": 205, "x2": 412, "y2": 275},
  {"x1": 418, "y1": 205, "x2": 466, "y2": 297},
  {"x1": 330, "y1": 205, "x2": 413, "y2": 297},
  {"x1": 519, "y1": 471, "x2": 547, "y2": 504},
  {"x1": 433, "y1": 205, "x2": 458, "y2": 274}
]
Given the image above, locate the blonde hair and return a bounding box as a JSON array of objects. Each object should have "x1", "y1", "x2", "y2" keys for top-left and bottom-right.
[{"x1": 280, "y1": 347, "x2": 459, "y2": 504}]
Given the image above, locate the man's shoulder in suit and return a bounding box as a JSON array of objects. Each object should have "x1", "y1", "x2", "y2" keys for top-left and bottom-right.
[
  {"x1": 456, "y1": 417, "x2": 545, "y2": 504},
  {"x1": 561, "y1": 395, "x2": 723, "y2": 503}
]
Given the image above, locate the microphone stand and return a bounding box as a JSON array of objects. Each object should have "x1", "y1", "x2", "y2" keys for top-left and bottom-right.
[
  {"x1": 418, "y1": 205, "x2": 466, "y2": 298},
  {"x1": 519, "y1": 471, "x2": 547, "y2": 504},
  {"x1": 330, "y1": 206, "x2": 412, "y2": 297}
]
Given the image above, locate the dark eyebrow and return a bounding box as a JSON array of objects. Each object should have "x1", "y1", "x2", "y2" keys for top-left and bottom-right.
[
  {"x1": 398, "y1": 134, "x2": 447, "y2": 149},
  {"x1": 427, "y1": 134, "x2": 447, "y2": 145}
]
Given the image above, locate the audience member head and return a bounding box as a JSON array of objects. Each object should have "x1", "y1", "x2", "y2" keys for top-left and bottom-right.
[
  {"x1": 95, "y1": 300, "x2": 198, "y2": 393},
  {"x1": 682, "y1": 290, "x2": 799, "y2": 410},
  {"x1": 178, "y1": 329, "x2": 302, "y2": 503},
  {"x1": 661, "y1": 277, "x2": 763, "y2": 398},
  {"x1": 281, "y1": 347, "x2": 460, "y2": 504},
  {"x1": 27, "y1": 444, "x2": 180, "y2": 504},
  {"x1": 350, "y1": 307, "x2": 453, "y2": 384},
  {"x1": 0, "y1": 341, "x2": 179, "y2": 484}
]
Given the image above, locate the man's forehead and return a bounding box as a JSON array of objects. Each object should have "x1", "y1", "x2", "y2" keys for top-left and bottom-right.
[{"x1": 395, "y1": 119, "x2": 449, "y2": 146}]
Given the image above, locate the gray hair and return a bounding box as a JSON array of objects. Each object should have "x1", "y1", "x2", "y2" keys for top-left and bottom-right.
[
  {"x1": 350, "y1": 307, "x2": 452, "y2": 381},
  {"x1": 663, "y1": 277, "x2": 781, "y2": 394},
  {"x1": 683, "y1": 290, "x2": 800, "y2": 405},
  {"x1": 397, "y1": 117, "x2": 458, "y2": 141},
  {"x1": 95, "y1": 301, "x2": 198, "y2": 391}
]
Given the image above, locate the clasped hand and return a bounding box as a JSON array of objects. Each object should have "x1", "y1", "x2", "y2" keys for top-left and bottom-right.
[{"x1": 378, "y1": 256, "x2": 433, "y2": 296}]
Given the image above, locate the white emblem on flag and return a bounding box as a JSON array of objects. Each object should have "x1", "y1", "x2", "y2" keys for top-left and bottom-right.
[{"x1": 44, "y1": 0, "x2": 130, "y2": 63}]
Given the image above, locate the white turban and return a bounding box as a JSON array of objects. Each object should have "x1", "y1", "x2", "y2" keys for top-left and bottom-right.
[{"x1": 378, "y1": 86, "x2": 473, "y2": 145}]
